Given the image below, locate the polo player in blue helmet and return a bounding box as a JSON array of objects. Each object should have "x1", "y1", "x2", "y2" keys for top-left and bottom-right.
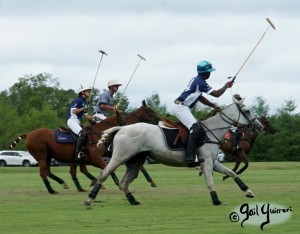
[{"x1": 170, "y1": 60, "x2": 234, "y2": 168}]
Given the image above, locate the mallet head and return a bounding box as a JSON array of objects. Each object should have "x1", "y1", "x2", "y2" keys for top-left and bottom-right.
[
  {"x1": 99, "y1": 50, "x2": 108, "y2": 56},
  {"x1": 266, "y1": 18, "x2": 276, "y2": 30},
  {"x1": 137, "y1": 54, "x2": 146, "y2": 61}
]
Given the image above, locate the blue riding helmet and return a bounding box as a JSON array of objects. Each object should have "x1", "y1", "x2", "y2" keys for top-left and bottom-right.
[{"x1": 197, "y1": 60, "x2": 216, "y2": 73}]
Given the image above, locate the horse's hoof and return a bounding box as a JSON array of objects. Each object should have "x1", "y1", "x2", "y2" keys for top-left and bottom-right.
[
  {"x1": 78, "y1": 189, "x2": 87, "y2": 192},
  {"x1": 83, "y1": 201, "x2": 91, "y2": 208},
  {"x1": 90, "y1": 180, "x2": 97, "y2": 186},
  {"x1": 245, "y1": 189, "x2": 255, "y2": 198},
  {"x1": 100, "y1": 184, "x2": 107, "y2": 189},
  {"x1": 50, "y1": 191, "x2": 59, "y2": 194},
  {"x1": 150, "y1": 182, "x2": 157, "y2": 187},
  {"x1": 62, "y1": 183, "x2": 69, "y2": 189},
  {"x1": 131, "y1": 201, "x2": 140, "y2": 205}
]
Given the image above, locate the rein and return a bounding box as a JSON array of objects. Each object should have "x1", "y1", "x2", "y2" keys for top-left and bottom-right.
[
  {"x1": 200, "y1": 103, "x2": 259, "y2": 145},
  {"x1": 85, "y1": 115, "x2": 126, "y2": 145},
  {"x1": 127, "y1": 107, "x2": 160, "y2": 125}
]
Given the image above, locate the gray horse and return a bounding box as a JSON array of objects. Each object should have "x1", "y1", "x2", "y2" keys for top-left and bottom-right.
[{"x1": 84, "y1": 98, "x2": 263, "y2": 207}]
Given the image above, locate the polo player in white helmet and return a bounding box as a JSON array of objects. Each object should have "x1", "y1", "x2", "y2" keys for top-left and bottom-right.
[
  {"x1": 93, "y1": 79, "x2": 123, "y2": 121},
  {"x1": 67, "y1": 86, "x2": 94, "y2": 160}
]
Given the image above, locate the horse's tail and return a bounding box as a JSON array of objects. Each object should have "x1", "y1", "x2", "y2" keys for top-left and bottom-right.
[
  {"x1": 8, "y1": 134, "x2": 27, "y2": 149},
  {"x1": 97, "y1": 126, "x2": 122, "y2": 147}
]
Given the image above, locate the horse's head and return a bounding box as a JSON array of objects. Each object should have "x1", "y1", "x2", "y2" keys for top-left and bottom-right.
[
  {"x1": 90, "y1": 110, "x2": 126, "y2": 133},
  {"x1": 126, "y1": 100, "x2": 161, "y2": 125},
  {"x1": 258, "y1": 116, "x2": 277, "y2": 134},
  {"x1": 225, "y1": 97, "x2": 264, "y2": 131}
]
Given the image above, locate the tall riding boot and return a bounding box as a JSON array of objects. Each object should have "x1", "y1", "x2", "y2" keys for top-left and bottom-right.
[
  {"x1": 185, "y1": 123, "x2": 205, "y2": 167},
  {"x1": 75, "y1": 130, "x2": 87, "y2": 160},
  {"x1": 232, "y1": 129, "x2": 240, "y2": 153}
]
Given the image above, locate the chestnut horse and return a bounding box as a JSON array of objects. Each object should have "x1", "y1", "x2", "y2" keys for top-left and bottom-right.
[
  {"x1": 220, "y1": 116, "x2": 276, "y2": 180},
  {"x1": 8, "y1": 100, "x2": 161, "y2": 194}
]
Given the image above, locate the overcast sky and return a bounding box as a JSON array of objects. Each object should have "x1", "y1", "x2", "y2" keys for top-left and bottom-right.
[{"x1": 1, "y1": 0, "x2": 299, "y2": 114}]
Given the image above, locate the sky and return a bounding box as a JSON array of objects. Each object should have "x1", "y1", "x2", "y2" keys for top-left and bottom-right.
[{"x1": 1, "y1": 0, "x2": 299, "y2": 114}]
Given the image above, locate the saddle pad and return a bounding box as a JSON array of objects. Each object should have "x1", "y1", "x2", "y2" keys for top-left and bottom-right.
[
  {"x1": 160, "y1": 127, "x2": 186, "y2": 151},
  {"x1": 54, "y1": 129, "x2": 76, "y2": 144}
]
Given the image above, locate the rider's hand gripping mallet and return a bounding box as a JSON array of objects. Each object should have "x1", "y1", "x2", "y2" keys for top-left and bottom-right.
[
  {"x1": 230, "y1": 18, "x2": 276, "y2": 83},
  {"x1": 117, "y1": 54, "x2": 146, "y2": 105}
]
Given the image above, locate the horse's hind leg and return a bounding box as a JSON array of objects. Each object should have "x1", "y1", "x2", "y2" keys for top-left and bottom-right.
[
  {"x1": 120, "y1": 162, "x2": 142, "y2": 205},
  {"x1": 38, "y1": 161, "x2": 59, "y2": 194}
]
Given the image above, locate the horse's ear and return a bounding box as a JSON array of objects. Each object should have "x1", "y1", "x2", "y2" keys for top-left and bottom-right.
[
  {"x1": 233, "y1": 96, "x2": 246, "y2": 104},
  {"x1": 142, "y1": 100, "x2": 147, "y2": 107},
  {"x1": 240, "y1": 97, "x2": 245, "y2": 104}
]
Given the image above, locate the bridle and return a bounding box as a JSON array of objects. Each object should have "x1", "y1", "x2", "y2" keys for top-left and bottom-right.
[
  {"x1": 201, "y1": 103, "x2": 262, "y2": 145},
  {"x1": 128, "y1": 106, "x2": 160, "y2": 125}
]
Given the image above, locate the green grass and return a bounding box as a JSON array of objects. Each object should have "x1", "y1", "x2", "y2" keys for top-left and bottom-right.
[{"x1": 0, "y1": 162, "x2": 299, "y2": 233}]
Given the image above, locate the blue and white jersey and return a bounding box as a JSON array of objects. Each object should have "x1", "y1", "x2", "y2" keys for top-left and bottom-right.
[
  {"x1": 175, "y1": 75, "x2": 213, "y2": 108},
  {"x1": 67, "y1": 96, "x2": 88, "y2": 120}
]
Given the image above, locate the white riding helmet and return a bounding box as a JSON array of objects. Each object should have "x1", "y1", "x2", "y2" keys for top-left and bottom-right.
[
  {"x1": 77, "y1": 86, "x2": 92, "y2": 95},
  {"x1": 107, "y1": 79, "x2": 122, "y2": 88}
]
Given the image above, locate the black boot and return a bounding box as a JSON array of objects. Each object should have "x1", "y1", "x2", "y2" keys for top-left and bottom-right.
[
  {"x1": 75, "y1": 130, "x2": 87, "y2": 160},
  {"x1": 232, "y1": 129, "x2": 240, "y2": 153},
  {"x1": 185, "y1": 123, "x2": 206, "y2": 167}
]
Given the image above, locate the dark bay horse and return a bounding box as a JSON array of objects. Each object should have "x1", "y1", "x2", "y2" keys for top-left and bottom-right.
[
  {"x1": 8, "y1": 100, "x2": 161, "y2": 194},
  {"x1": 220, "y1": 116, "x2": 276, "y2": 180},
  {"x1": 67, "y1": 100, "x2": 161, "y2": 191}
]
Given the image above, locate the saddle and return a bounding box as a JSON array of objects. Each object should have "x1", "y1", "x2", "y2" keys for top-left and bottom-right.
[
  {"x1": 54, "y1": 128, "x2": 77, "y2": 144},
  {"x1": 54, "y1": 126, "x2": 85, "y2": 144},
  {"x1": 160, "y1": 117, "x2": 189, "y2": 144},
  {"x1": 158, "y1": 117, "x2": 189, "y2": 150}
]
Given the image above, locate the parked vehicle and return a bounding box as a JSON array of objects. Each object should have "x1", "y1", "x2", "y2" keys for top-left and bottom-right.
[{"x1": 0, "y1": 150, "x2": 38, "y2": 167}]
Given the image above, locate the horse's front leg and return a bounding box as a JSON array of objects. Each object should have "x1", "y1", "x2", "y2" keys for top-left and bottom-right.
[
  {"x1": 201, "y1": 159, "x2": 222, "y2": 205},
  {"x1": 140, "y1": 165, "x2": 157, "y2": 187},
  {"x1": 235, "y1": 152, "x2": 249, "y2": 176},
  {"x1": 223, "y1": 156, "x2": 241, "y2": 181},
  {"x1": 213, "y1": 160, "x2": 254, "y2": 198},
  {"x1": 83, "y1": 158, "x2": 121, "y2": 208}
]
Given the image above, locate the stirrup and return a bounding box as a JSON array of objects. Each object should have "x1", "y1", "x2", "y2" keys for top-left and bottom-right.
[{"x1": 77, "y1": 151, "x2": 85, "y2": 159}]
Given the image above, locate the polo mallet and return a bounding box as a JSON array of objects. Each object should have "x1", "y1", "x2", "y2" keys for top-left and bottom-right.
[
  {"x1": 118, "y1": 54, "x2": 146, "y2": 104},
  {"x1": 89, "y1": 50, "x2": 108, "y2": 101},
  {"x1": 230, "y1": 18, "x2": 276, "y2": 83}
]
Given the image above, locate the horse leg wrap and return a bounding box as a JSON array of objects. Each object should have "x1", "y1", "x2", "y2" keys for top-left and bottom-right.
[
  {"x1": 72, "y1": 176, "x2": 84, "y2": 191},
  {"x1": 234, "y1": 177, "x2": 249, "y2": 191},
  {"x1": 43, "y1": 180, "x2": 55, "y2": 194},
  {"x1": 88, "y1": 183, "x2": 102, "y2": 199},
  {"x1": 140, "y1": 167, "x2": 153, "y2": 183},
  {"x1": 126, "y1": 193, "x2": 140, "y2": 205},
  {"x1": 210, "y1": 191, "x2": 222, "y2": 205},
  {"x1": 49, "y1": 173, "x2": 65, "y2": 184},
  {"x1": 111, "y1": 172, "x2": 120, "y2": 186},
  {"x1": 85, "y1": 172, "x2": 97, "y2": 181}
]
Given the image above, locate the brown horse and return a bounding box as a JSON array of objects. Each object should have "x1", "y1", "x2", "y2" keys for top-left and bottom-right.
[
  {"x1": 220, "y1": 116, "x2": 276, "y2": 180},
  {"x1": 8, "y1": 100, "x2": 161, "y2": 194}
]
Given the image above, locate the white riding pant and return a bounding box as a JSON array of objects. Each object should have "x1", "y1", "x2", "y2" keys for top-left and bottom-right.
[
  {"x1": 67, "y1": 118, "x2": 82, "y2": 135},
  {"x1": 170, "y1": 104, "x2": 197, "y2": 130},
  {"x1": 230, "y1": 125, "x2": 238, "y2": 132},
  {"x1": 93, "y1": 113, "x2": 107, "y2": 122}
]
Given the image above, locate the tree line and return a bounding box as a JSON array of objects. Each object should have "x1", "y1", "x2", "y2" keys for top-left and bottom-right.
[{"x1": 0, "y1": 73, "x2": 299, "y2": 161}]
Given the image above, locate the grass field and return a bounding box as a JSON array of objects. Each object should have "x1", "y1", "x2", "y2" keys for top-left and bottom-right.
[{"x1": 0, "y1": 162, "x2": 299, "y2": 234}]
